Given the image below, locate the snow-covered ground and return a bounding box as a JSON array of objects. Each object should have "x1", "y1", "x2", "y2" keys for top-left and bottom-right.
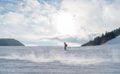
[
  {"x1": 0, "y1": 36, "x2": 120, "y2": 74},
  {"x1": 105, "y1": 36, "x2": 120, "y2": 45}
]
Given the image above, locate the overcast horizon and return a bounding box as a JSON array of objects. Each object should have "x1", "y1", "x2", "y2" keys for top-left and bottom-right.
[{"x1": 0, "y1": 0, "x2": 120, "y2": 46}]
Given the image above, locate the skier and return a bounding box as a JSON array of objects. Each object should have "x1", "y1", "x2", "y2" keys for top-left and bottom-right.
[{"x1": 64, "y1": 42, "x2": 67, "y2": 50}]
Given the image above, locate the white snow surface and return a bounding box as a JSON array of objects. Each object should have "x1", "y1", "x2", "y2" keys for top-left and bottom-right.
[
  {"x1": 0, "y1": 36, "x2": 120, "y2": 74},
  {"x1": 104, "y1": 36, "x2": 120, "y2": 45}
]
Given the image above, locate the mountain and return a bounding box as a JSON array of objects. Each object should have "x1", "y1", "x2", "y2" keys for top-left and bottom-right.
[
  {"x1": 82, "y1": 27, "x2": 120, "y2": 46},
  {"x1": 0, "y1": 39, "x2": 24, "y2": 46}
]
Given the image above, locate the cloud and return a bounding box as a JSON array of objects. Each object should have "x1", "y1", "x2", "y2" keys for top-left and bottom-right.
[
  {"x1": 0, "y1": 0, "x2": 58, "y2": 45},
  {"x1": 61, "y1": 0, "x2": 120, "y2": 34},
  {"x1": 0, "y1": 0, "x2": 57, "y2": 38},
  {"x1": 0, "y1": 0, "x2": 120, "y2": 46}
]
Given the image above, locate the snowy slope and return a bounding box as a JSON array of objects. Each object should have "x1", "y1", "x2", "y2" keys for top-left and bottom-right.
[
  {"x1": 104, "y1": 36, "x2": 120, "y2": 45},
  {"x1": 0, "y1": 43, "x2": 120, "y2": 74},
  {"x1": 0, "y1": 36, "x2": 120, "y2": 74}
]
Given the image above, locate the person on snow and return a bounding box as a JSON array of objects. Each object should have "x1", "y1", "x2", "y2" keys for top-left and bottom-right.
[{"x1": 64, "y1": 42, "x2": 67, "y2": 50}]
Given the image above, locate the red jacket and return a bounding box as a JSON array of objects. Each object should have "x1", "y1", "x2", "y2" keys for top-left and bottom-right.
[{"x1": 64, "y1": 42, "x2": 67, "y2": 47}]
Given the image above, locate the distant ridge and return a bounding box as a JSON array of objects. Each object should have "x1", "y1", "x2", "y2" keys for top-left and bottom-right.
[
  {"x1": 0, "y1": 38, "x2": 24, "y2": 46},
  {"x1": 82, "y1": 27, "x2": 120, "y2": 46}
]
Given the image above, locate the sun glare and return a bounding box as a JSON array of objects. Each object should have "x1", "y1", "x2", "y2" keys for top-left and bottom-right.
[{"x1": 54, "y1": 12, "x2": 77, "y2": 36}]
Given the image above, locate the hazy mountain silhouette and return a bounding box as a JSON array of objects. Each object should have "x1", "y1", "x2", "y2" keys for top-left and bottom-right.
[{"x1": 0, "y1": 39, "x2": 24, "y2": 46}]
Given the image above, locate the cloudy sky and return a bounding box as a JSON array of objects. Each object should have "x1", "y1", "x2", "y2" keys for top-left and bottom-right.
[{"x1": 0, "y1": 0, "x2": 120, "y2": 46}]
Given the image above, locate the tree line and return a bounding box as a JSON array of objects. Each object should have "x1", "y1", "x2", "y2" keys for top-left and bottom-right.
[{"x1": 82, "y1": 27, "x2": 120, "y2": 46}]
